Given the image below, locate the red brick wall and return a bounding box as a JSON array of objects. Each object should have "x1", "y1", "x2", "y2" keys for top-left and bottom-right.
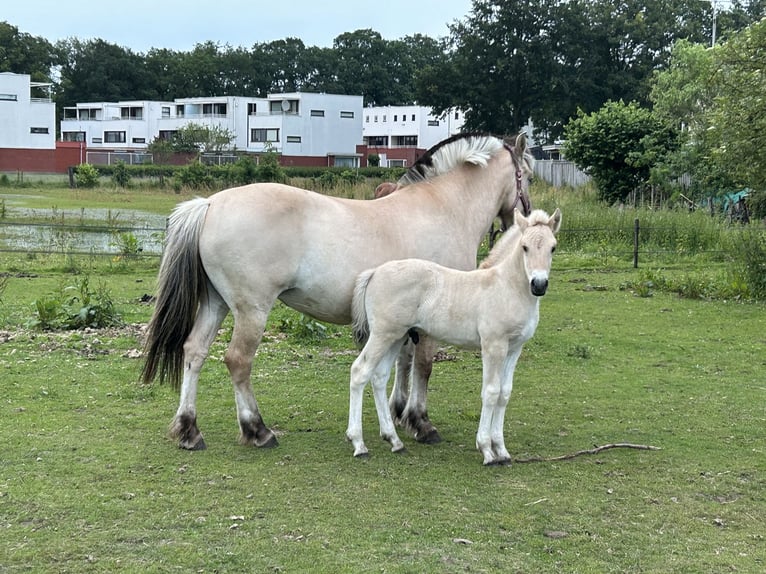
[{"x1": 0, "y1": 142, "x2": 86, "y2": 173}]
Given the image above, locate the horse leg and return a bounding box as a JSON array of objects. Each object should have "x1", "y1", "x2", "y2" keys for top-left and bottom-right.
[
  {"x1": 169, "y1": 287, "x2": 228, "y2": 450},
  {"x1": 401, "y1": 335, "x2": 442, "y2": 444},
  {"x1": 225, "y1": 307, "x2": 278, "y2": 448},
  {"x1": 389, "y1": 339, "x2": 413, "y2": 424},
  {"x1": 489, "y1": 348, "x2": 522, "y2": 466},
  {"x1": 477, "y1": 340, "x2": 510, "y2": 465}
]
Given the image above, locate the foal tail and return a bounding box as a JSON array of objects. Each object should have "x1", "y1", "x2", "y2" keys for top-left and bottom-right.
[
  {"x1": 141, "y1": 197, "x2": 210, "y2": 388},
  {"x1": 351, "y1": 268, "x2": 375, "y2": 347}
]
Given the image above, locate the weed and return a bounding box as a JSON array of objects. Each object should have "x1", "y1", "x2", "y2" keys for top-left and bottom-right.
[{"x1": 29, "y1": 275, "x2": 122, "y2": 330}]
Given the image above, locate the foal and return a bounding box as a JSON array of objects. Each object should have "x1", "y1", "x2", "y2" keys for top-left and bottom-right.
[{"x1": 347, "y1": 208, "x2": 561, "y2": 465}]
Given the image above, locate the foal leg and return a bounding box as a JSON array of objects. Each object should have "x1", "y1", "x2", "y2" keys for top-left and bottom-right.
[
  {"x1": 348, "y1": 336, "x2": 405, "y2": 457},
  {"x1": 170, "y1": 287, "x2": 228, "y2": 450},
  {"x1": 476, "y1": 340, "x2": 510, "y2": 465},
  {"x1": 401, "y1": 335, "x2": 442, "y2": 444},
  {"x1": 488, "y1": 348, "x2": 523, "y2": 465},
  {"x1": 225, "y1": 307, "x2": 278, "y2": 448}
]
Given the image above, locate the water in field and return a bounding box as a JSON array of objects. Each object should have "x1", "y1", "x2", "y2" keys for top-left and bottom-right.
[{"x1": 0, "y1": 200, "x2": 167, "y2": 256}]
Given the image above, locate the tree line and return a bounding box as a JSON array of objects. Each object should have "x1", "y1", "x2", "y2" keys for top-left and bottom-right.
[{"x1": 3, "y1": 0, "x2": 763, "y2": 139}]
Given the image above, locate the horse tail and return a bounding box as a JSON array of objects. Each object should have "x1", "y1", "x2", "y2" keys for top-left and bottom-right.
[
  {"x1": 351, "y1": 268, "x2": 376, "y2": 348},
  {"x1": 141, "y1": 197, "x2": 210, "y2": 388}
]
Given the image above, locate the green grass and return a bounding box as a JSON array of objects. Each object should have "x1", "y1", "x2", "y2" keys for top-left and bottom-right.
[{"x1": 1, "y1": 182, "x2": 765, "y2": 572}]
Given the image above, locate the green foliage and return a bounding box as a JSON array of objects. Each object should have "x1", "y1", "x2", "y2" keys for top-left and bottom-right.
[
  {"x1": 30, "y1": 275, "x2": 122, "y2": 330},
  {"x1": 278, "y1": 311, "x2": 328, "y2": 342},
  {"x1": 255, "y1": 146, "x2": 286, "y2": 183},
  {"x1": 173, "y1": 160, "x2": 216, "y2": 190},
  {"x1": 110, "y1": 160, "x2": 131, "y2": 188},
  {"x1": 367, "y1": 153, "x2": 380, "y2": 167},
  {"x1": 726, "y1": 227, "x2": 766, "y2": 300},
  {"x1": 74, "y1": 163, "x2": 100, "y2": 188},
  {"x1": 564, "y1": 101, "x2": 677, "y2": 203}
]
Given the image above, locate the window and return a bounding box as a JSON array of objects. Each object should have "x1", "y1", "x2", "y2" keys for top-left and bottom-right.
[
  {"x1": 455, "y1": 111, "x2": 460, "y2": 120},
  {"x1": 62, "y1": 131, "x2": 86, "y2": 142},
  {"x1": 159, "y1": 130, "x2": 177, "y2": 141},
  {"x1": 79, "y1": 108, "x2": 98, "y2": 120},
  {"x1": 92, "y1": 137, "x2": 103, "y2": 144},
  {"x1": 366, "y1": 136, "x2": 388, "y2": 147},
  {"x1": 162, "y1": 106, "x2": 171, "y2": 118},
  {"x1": 389, "y1": 159, "x2": 407, "y2": 168},
  {"x1": 248, "y1": 103, "x2": 257, "y2": 115},
  {"x1": 270, "y1": 100, "x2": 299, "y2": 114},
  {"x1": 365, "y1": 115, "x2": 370, "y2": 123},
  {"x1": 251, "y1": 128, "x2": 279, "y2": 143},
  {"x1": 286, "y1": 136, "x2": 301, "y2": 143},
  {"x1": 394, "y1": 135, "x2": 418, "y2": 147},
  {"x1": 334, "y1": 156, "x2": 359, "y2": 168},
  {"x1": 394, "y1": 115, "x2": 398, "y2": 122},
  {"x1": 374, "y1": 115, "x2": 378, "y2": 122},
  {"x1": 132, "y1": 137, "x2": 146, "y2": 144},
  {"x1": 0, "y1": 93, "x2": 18, "y2": 101},
  {"x1": 203, "y1": 103, "x2": 227, "y2": 116},
  {"x1": 30, "y1": 127, "x2": 49, "y2": 134},
  {"x1": 176, "y1": 105, "x2": 185, "y2": 117},
  {"x1": 411, "y1": 114, "x2": 416, "y2": 121},
  {"x1": 121, "y1": 106, "x2": 143, "y2": 120},
  {"x1": 428, "y1": 120, "x2": 440, "y2": 127},
  {"x1": 310, "y1": 109, "x2": 325, "y2": 117},
  {"x1": 104, "y1": 131, "x2": 126, "y2": 143},
  {"x1": 340, "y1": 111, "x2": 354, "y2": 119},
  {"x1": 382, "y1": 115, "x2": 386, "y2": 122}
]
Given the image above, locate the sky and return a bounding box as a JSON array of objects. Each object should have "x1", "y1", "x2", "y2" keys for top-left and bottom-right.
[{"x1": 4, "y1": 0, "x2": 474, "y2": 53}]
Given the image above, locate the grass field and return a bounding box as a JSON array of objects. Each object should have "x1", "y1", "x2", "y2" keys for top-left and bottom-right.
[{"x1": 1, "y1": 182, "x2": 764, "y2": 572}]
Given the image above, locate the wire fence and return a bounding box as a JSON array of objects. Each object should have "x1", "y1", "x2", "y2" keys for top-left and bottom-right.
[{"x1": 0, "y1": 219, "x2": 741, "y2": 269}]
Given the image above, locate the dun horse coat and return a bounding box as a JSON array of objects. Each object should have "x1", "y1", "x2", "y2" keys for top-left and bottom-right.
[
  {"x1": 347, "y1": 208, "x2": 561, "y2": 465},
  {"x1": 141, "y1": 133, "x2": 534, "y2": 450}
]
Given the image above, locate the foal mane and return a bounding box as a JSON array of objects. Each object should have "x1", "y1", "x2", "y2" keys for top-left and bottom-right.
[
  {"x1": 398, "y1": 132, "x2": 506, "y2": 186},
  {"x1": 478, "y1": 210, "x2": 552, "y2": 269}
]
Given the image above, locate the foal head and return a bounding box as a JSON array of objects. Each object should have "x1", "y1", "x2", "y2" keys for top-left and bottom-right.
[{"x1": 516, "y1": 208, "x2": 561, "y2": 296}]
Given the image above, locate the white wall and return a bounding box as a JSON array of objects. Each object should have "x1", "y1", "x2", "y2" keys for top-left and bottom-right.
[{"x1": 0, "y1": 72, "x2": 56, "y2": 149}]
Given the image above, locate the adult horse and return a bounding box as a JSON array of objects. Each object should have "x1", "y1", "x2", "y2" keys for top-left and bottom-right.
[{"x1": 141, "y1": 133, "x2": 534, "y2": 450}]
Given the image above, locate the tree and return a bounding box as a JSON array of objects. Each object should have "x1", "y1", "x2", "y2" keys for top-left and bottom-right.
[
  {"x1": 563, "y1": 100, "x2": 677, "y2": 203},
  {"x1": 0, "y1": 21, "x2": 57, "y2": 82},
  {"x1": 169, "y1": 123, "x2": 235, "y2": 154}
]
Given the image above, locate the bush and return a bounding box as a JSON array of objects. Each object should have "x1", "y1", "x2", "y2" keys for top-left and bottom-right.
[
  {"x1": 111, "y1": 160, "x2": 131, "y2": 188},
  {"x1": 75, "y1": 163, "x2": 100, "y2": 188},
  {"x1": 727, "y1": 227, "x2": 766, "y2": 300}
]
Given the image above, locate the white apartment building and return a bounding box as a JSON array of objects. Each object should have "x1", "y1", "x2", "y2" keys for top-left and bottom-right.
[
  {"x1": 60, "y1": 92, "x2": 364, "y2": 167},
  {"x1": 362, "y1": 105, "x2": 466, "y2": 167},
  {"x1": 0, "y1": 72, "x2": 56, "y2": 150}
]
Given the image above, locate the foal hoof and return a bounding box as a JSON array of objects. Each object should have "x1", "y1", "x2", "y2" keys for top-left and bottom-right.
[
  {"x1": 415, "y1": 429, "x2": 443, "y2": 445},
  {"x1": 354, "y1": 451, "x2": 370, "y2": 459},
  {"x1": 483, "y1": 458, "x2": 512, "y2": 467}
]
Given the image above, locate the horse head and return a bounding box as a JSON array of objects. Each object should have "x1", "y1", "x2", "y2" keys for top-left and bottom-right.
[
  {"x1": 498, "y1": 133, "x2": 535, "y2": 231},
  {"x1": 515, "y1": 207, "x2": 561, "y2": 296}
]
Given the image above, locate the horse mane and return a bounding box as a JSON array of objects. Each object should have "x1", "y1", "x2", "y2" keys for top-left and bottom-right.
[
  {"x1": 478, "y1": 210, "x2": 552, "y2": 269},
  {"x1": 398, "y1": 132, "x2": 506, "y2": 186}
]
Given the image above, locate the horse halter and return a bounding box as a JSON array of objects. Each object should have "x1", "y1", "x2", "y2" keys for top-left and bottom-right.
[{"x1": 504, "y1": 143, "x2": 531, "y2": 216}]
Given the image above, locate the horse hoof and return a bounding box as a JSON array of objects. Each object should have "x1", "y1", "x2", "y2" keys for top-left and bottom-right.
[
  {"x1": 354, "y1": 451, "x2": 370, "y2": 459},
  {"x1": 180, "y1": 437, "x2": 207, "y2": 451},
  {"x1": 256, "y1": 434, "x2": 279, "y2": 449},
  {"x1": 393, "y1": 446, "x2": 408, "y2": 455},
  {"x1": 416, "y1": 429, "x2": 443, "y2": 445}
]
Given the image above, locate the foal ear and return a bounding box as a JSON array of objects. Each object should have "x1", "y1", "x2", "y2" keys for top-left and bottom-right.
[
  {"x1": 549, "y1": 208, "x2": 562, "y2": 233},
  {"x1": 514, "y1": 208, "x2": 528, "y2": 229}
]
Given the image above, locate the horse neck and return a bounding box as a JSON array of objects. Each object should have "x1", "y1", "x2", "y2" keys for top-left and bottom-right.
[{"x1": 435, "y1": 151, "x2": 516, "y2": 244}]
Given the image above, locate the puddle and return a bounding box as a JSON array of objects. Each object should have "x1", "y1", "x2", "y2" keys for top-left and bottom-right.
[{"x1": 0, "y1": 203, "x2": 167, "y2": 255}]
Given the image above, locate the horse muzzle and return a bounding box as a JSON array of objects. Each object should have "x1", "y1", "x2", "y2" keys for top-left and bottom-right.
[{"x1": 530, "y1": 276, "x2": 549, "y2": 297}]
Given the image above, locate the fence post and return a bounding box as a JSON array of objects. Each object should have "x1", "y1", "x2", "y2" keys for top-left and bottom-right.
[{"x1": 633, "y1": 218, "x2": 640, "y2": 268}]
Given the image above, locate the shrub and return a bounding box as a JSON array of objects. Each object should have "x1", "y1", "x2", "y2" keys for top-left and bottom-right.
[
  {"x1": 75, "y1": 163, "x2": 100, "y2": 188},
  {"x1": 111, "y1": 160, "x2": 131, "y2": 188}
]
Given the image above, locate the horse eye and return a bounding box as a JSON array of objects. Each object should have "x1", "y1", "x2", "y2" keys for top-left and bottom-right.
[{"x1": 522, "y1": 245, "x2": 529, "y2": 253}]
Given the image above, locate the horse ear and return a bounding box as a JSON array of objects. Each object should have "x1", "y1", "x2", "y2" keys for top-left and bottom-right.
[
  {"x1": 549, "y1": 208, "x2": 562, "y2": 233},
  {"x1": 515, "y1": 132, "x2": 527, "y2": 155}
]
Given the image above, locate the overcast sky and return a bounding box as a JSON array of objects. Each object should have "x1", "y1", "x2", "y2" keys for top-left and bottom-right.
[{"x1": 4, "y1": 0, "x2": 473, "y2": 53}]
